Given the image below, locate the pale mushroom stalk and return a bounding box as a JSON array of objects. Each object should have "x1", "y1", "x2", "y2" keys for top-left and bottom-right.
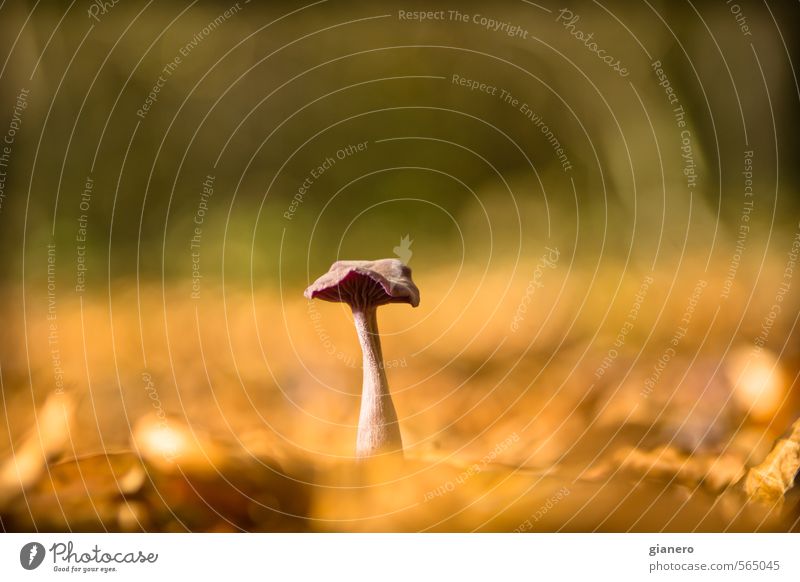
[
  {"x1": 305, "y1": 259, "x2": 420, "y2": 459},
  {"x1": 352, "y1": 305, "x2": 402, "y2": 457}
]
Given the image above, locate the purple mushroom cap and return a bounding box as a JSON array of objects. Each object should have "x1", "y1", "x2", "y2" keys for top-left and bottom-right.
[{"x1": 304, "y1": 259, "x2": 420, "y2": 309}]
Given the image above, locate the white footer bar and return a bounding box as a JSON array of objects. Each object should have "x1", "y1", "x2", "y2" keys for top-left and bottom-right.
[{"x1": 1, "y1": 533, "x2": 797, "y2": 580}]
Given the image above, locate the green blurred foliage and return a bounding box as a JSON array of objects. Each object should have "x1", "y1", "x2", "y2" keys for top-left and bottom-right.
[{"x1": 0, "y1": 0, "x2": 796, "y2": 289}]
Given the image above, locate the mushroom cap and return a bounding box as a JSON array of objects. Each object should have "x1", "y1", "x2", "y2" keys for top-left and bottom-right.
[{"x1": 304, "y1": 259, "x2": 420, "y2": 308}]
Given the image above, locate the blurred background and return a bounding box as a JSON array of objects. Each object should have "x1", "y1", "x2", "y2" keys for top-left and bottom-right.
[{"x1": 0, "y1": 0, "x2": 798, "y2": 531}]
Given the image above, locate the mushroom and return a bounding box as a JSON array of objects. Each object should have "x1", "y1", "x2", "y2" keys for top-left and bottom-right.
[{"x1": 305, "y1": 259, "x2": 420, "y2": 458}]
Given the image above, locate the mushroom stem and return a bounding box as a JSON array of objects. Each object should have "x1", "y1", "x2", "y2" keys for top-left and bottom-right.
[{"x1": 352, "y1": 306, "x2": 403, "y2": 458}]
